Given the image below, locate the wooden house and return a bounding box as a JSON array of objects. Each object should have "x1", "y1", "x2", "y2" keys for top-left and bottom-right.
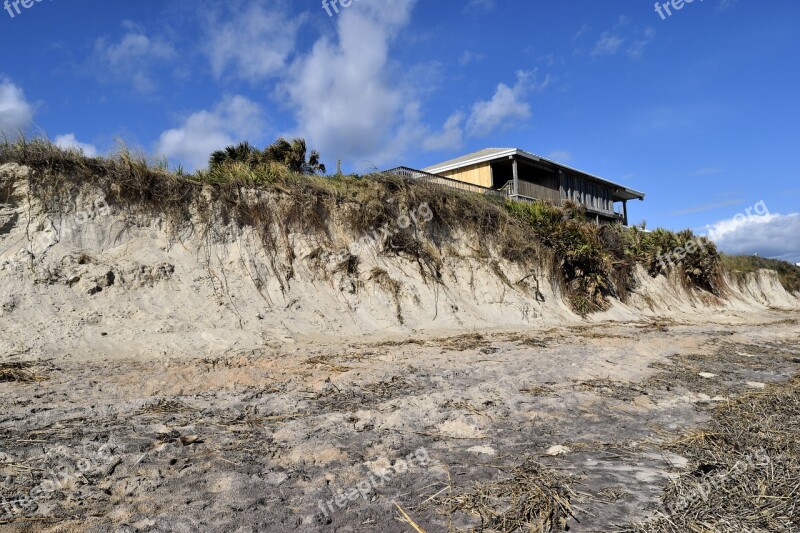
[{"x1": 390, "y1": 148, "x2": 645, "y2": 225}]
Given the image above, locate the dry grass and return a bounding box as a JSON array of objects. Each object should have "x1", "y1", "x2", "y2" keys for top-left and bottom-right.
[
  {"x1": 519, "y1": 385, "x2": 555, "y2": 396},
  {"x1": 574, "y1": 379, "x2": 650, "y2": 403},
  {"x1": 0, "y1": 362, "x2": 45, "y2": 383},
  {"x1": 370, "y1": 268, "x2": 404, "y2": 324},
  {"x1": 435, "y1": 333, "x2": 491, "y2": 352},
  {"x1": 619, "y1": 374, "x2": 800, "y2": 533},
  {"x1": 135, "y1": 398, "x2": 193, "y2": 415},
  {"x1": 307, "y1": 376, "x2": 416, "y2": 413},
  {"x1": 432, "y1": 459, "x2": 576, "y2": 532},
  {"x1": 304, "y1": 355, "x2": 351, "y2": 373}
]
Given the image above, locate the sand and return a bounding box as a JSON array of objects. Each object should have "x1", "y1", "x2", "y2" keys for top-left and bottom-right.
[{"x1": 1, "y1": 163, "x2": 799, "y2": 531}]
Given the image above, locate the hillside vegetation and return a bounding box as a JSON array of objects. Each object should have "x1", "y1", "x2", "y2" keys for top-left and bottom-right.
[
  {"x1": 1, "y1": 137, "x2": 793, "y2": 315},
  {"x1": 722, "y1": 254, "x2": 800, "y2": 294}
]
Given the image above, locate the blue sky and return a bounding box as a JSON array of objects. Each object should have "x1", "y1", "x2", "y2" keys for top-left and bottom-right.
[{"x1": 1, "y1": 0, "x2": 798, "y2": 262}]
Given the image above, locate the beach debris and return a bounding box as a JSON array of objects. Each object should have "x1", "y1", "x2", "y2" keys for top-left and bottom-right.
[{"x1": 546, "y1": 445, "x2": 571, "y2": 456}]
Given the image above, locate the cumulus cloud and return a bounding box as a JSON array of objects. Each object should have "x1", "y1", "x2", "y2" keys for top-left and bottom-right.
[
  {"x1": 93, "y1": 23, "x2": 176, "y2": 93},
  {"x1": 281, "y1": 0, "x2": 419, "y2": 168},
  {"x1": 196, "y1": 0, "x2": 545, "y2": 167},
  {"x1": 423, "y1": 112, "x2": 465, "y2": 152},
  {"x1": 465, "y1": 70, "x2": 544, "y2": 137},
  {"x1": 155, "y1": 95, "x2": 265, "y2": 171},
  {"x1": 54, "y1": 134, "x2": 98, "y2": 157},
  {"x1": 707, "y1": 212, "x2": 800, "y2": 264},
  {"x1": 0, "y1": 79, "x2": 35, "y2": 135},
  {"x1": 205, "y1": 0, "x2": 304, "y2": 82}
]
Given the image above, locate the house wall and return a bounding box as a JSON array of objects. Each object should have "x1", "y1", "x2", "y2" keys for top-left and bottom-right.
[
  {"x1": 561, "y1": 172, "x2": 614, "y2": 214},
  {"x1": 518, "y1": 178, "x2": 561, "y2": 204},
  {"x1": 439, "y1": 162, "x2": 493, "y2": 188},
  {"x1": 435, "y1": 159, "x2": 617, "y2": 217}
]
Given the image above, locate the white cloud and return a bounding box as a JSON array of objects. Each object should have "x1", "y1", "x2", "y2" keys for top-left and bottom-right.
[
  {"x1": 691, "y1": 167, "x2": 723, "y2": 176},
  {"x1": 155, "y1": 95, "x2": 265, "y2": 171},
  {"x1": 93, "y1": 23, "x2": 176, "y2": 93},
  {"x1": 628, "y1": 28, "x2": 656, "y2": 59},
  {"x1": 281, "y1": 0, "x2": 420, "y2": 168},
  {"x1": 547, "y1": 151, "x2": 573, "y2": 163},
  {"x1": 200, "y1": 1, "x2": 546, "y2": 167},
  {"x1": 464, "y1": 0, "x2": 496, "y2": 13},
  {"x1": 459, "y1": 50, "x2": 485, "y2": 66},
  {"x1": 466, "y1": 71, "x2": 544, "y2": 137},
  {"x1": 0, "y1": 79, "x2": 35, "y2": 135},
  {"x1": 592, "y1": 32, "x2": 625, "y2": 57},
  {"x1": 707, "y1": 212, "x2": 800, "y2": 263},
  {"x1": 573, "y1": 23, "x2": 591, "y2": 41},
  {"x1": 205, "y1": 0, "x2": 304, "y2": 82},
  {"x1": 590, "y1": 23, "x2": 655, "y2": 59},
  {"x1": 423, "y1": 112, "x2": 465, "y2": 152},
  {"x1": 54, "y1": 134, "x2": 98, "y2": 157}
]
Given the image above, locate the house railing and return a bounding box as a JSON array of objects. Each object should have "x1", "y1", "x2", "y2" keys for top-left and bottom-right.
[
  {"x1": 383, "y1": 167, "x2": 626, "y2": 221},
  {"x1": 383, "y1": 167, "x2": 506, "y2": 198}
]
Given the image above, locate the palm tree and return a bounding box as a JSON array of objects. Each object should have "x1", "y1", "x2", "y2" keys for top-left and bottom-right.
[
  {"x1": 209, "y1": 141, "x2": 260, "y2": 170},
  {"x1": 264, "y1": 137, "x2": 326, "y2": 175},
  {"x1": 209, "y1": 138, "x2": 326, "y2": 175}
]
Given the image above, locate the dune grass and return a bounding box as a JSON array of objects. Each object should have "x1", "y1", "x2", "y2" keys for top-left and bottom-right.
[
  {"x1": 0, "y1": 136, "x2": 736, "y2": 314},
  {"x1": 722, "y1": 254, "x2": 800, "y2": 294}
]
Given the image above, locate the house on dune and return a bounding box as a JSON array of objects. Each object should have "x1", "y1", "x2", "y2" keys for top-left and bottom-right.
[{"x1": 388, "y1": 148, "x2": 645, "y2": 225}]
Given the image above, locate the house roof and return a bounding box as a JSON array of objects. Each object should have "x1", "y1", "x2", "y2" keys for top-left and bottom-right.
[{"x1": 423, "y1": 148, "x2": 645, "y2": 201}]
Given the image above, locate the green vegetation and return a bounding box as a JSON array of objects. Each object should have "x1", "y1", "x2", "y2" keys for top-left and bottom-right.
[
  {"x1": 506, "y1": 200, "x2": 724, "y2": 314},
  {"x1": 722, "y1": 254, "x2": 800, "y2": 294},
  {"x1": 621, "y1": 226, "x2": 723, "y2": 294},
  {"x1": 208, "y1": 138, "x2": 325, "y2": 175},
  {"x1": 4, "y1": 136, "x2": 786, "y2": 314}
]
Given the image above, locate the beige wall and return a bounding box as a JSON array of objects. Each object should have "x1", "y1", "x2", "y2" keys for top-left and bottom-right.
[{"x1": 440, "y1": 163, "x2": 493, "y2": 188}]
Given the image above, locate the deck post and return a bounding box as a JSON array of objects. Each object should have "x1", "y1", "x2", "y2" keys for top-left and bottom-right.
[
  {"x1": 512, "y1": 157, "x2": 519, "y2": 198},
  {"x1": 622, "y1": 200, "x2": 628, "y2": 226}
]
